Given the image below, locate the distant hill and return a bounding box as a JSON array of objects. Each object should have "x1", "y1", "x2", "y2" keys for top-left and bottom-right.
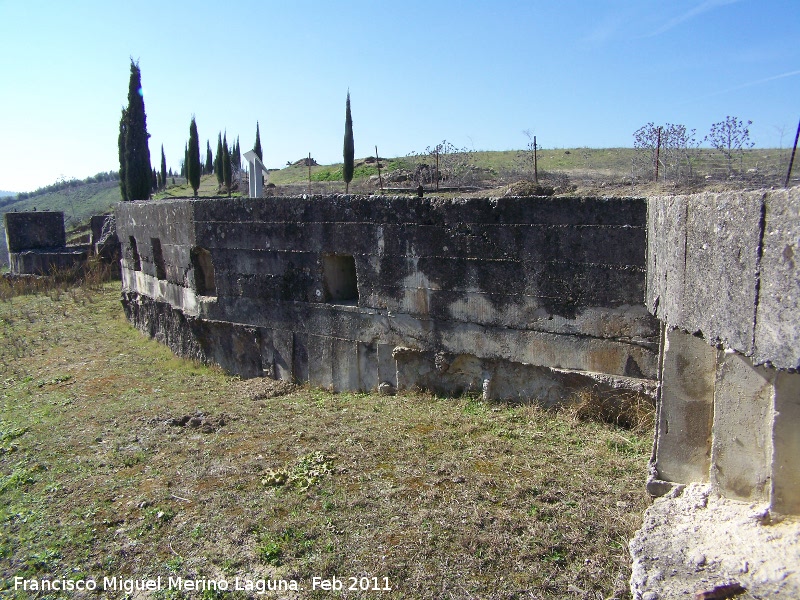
[
  {"x1": 1, "y1": 180, "x2": 122, "y2": 267},
  {"x1": 0, "y1": 191, "x2": 16, "y2": 197}
]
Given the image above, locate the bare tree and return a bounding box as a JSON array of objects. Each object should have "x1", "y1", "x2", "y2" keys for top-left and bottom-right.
[{"x1": 706, "y1": 116, "x2": 754, "y2": 177}]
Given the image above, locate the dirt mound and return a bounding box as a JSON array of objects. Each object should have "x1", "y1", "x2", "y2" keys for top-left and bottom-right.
[
  {"x1": 234, "y1": 377, "x2": 297, "y2": 401},
  {"x1": 503, "y1": 180, "x2": 555, "y2": 197}
]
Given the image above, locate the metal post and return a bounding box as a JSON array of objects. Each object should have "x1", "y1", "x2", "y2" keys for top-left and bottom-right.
[
  {"x1": 784, "y1": 118, "x2": 800, "y2": 188},
  {"x1": 435, "y1": 148, "x2": 439, "y2": 191},
  {"x1": 654, "y1": 127, "x2": 662, "y2": 182},
  {"x1": 376, "y1": 145, "x2": 384, "y2": 192},
  {"x1": 534, "y1": 136, "x2": 539, "y2": 183}
]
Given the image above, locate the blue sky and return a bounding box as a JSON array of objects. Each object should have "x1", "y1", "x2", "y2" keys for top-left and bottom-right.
[{"x1": 0, "y1": 0, "x2": 798, "y2": 192}]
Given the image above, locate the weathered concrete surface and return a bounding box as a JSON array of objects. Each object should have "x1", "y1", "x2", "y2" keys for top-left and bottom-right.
[
  {"x1": 647, "y1": 192, "x2": 763, "y2": 354},
  {"x1": 651, "y1": 328, "x2": 716, "y2": 487},
  {"x1": 3, "y1": 211, "x2": 66, "y2": 252},
  {"x1": 9, "y1": 247, "x2": 90, "y2": 275},
  {"x1": 771, "y1": 372, "x2": 800, "y2": 515},
  {"x1": 630, "y1": 484, "x2": 800, "y2": 600},
  {"x1": 647, "y1": 188, "x2": 800, "y2": 369},
  {"x1": 116, "y1": 195, "x2": 658, "y2": 401},
  {"x1": 755, "y1": 188, "x2": 800, "y2": 369},
  {"x1": 710, "y1": 351, "x2": 775, "y2": 502}
]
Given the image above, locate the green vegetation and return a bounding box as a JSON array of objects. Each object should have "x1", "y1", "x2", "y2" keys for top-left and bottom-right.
[
  {"x1": 0, "y1": 282, "x2": 653, "y2": 599},
  {"x1": 160, "y1": 145, "x2": 167, "y2": 190},
  {"x1": 343, "y1": 92, "x2": 354, "y2": 193},
  {"x1": 214, "y1": 133, "x2": 223, "y2": 187},
  {"x1": 253, "y1": 122, "x2": 262, "y2": 161},
  {"x1": 222, "y1": 133, "x2": 231, "y2": 196},
  {"x1": 120, "y1": 60, "x2": 152, "y2": 201},
  {"x1": 187, "y1": 117, "x2": 201, "y2": 197}
]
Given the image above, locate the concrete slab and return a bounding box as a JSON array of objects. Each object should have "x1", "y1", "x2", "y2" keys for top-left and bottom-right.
[
  {"x1": 754, "y1": 188, "x2": 800, "y2": 369},
  {"x1": 711, "y1": 351, "x2": 774, "y2": 502},
  {"x1": 653, "y1": 328, "x2": 717, "y2": 484}
]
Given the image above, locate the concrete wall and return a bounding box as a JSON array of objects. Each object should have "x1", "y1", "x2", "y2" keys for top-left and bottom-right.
[
  {"x1": 116, "y1": 195, "x2": 659, "y2": 402},
  {"x1": 3, "y1": 211, "x2": 92, "y2": 275},
  {"x1": 647, "y1": 188, "x2": 800, "y2": 514},
  {"x1": 4, "y1": 211, "x2": 66, "y2": 253}
]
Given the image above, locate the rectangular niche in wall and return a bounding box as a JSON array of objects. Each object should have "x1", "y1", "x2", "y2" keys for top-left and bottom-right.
[
  {"x1": 322, "y1": 254, "x2": 358, "y2": 304},
  {"x1": 151, "y1": 238, "x2": 167, "y2": 280},
  {"x1": 129, "y1": 236, "x2": 141, "y2": 271},
  {"x1": 191, "y1": 247, "x2": 216, "y2": 296}
]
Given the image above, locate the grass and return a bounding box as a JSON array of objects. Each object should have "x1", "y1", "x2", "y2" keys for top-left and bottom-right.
[{"x1": 0, "y1": 282, "x2": 653, "y2": 599}]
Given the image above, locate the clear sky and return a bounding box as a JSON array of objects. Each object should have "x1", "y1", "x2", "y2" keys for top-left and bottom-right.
[{"x1": 0, "y1": 0, "x2": 798, "y2": 192}]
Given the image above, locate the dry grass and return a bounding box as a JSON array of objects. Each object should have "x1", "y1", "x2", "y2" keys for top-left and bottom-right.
[
  {"x1": 0, "y1": 257, "x2": 116, "y2": 302},
  {"x1": 0, "y1": 284, "x2": 654, "y2": 599},
  {"x1": 566, "y1": 388, "x2": 655, "y2": 433}
]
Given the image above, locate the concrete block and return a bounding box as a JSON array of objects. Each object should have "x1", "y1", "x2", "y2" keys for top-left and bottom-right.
[
  {"x1": 653, "y1": 328, "x2": 717, "y2": 484},
  {"x1": 711, "y1": 351, "x2": 774, "y2": 502},
  {"x1": 683, "y1": 192, "x2": 762, "y2": 352},
  {"x1": 292, "y1": 332, "x2": 309, "y2": 383},
  {"x1": 754, "y1": 188, "x2": 800, "y2": 369},
  {"x1": 376, "y1": 343, "x2": 396, "y2": 388},
  {"x1": 331, "y1": 338, "x2": 360, "y2": 392},
  {"x1": 272, "y1": 329, "x2": 294, "y2": 381},
  {"x1": 771, "y1": 371, "x2": 800, "y2": 514},
  {"x1": 307, "y1": 334, "x2": 333, "y2": 389},
  {"x1": 10, "y1": 248, "x2": 89, "y2": 275},
  {"x1": 3, "y1": 211, "x2": 65, "y2": 251},
  {"x1": 357, "y1": 342, "x2": 379, "y2": 391},
  {"x1": 646, "y1": 195, "x2": 688, "y2": 325}
]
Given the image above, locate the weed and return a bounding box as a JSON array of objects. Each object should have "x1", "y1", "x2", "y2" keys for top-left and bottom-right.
[
  {"x1": 257, "y1": 540, "x2": 283, "y2": 565},
  {"x1": 567, "y1": 387, "x2": 655, "y2": 432},
  {"x1": 262, "y1": 451, "x2": 334, "y2": 490},
  {"x1": 0, "y1": 464, "x2": 43, "y2": 494}
]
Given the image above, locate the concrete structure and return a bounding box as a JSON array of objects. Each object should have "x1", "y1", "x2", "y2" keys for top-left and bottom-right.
[
  {"x1": 632, "y1": 188, "x2": 799, "y2": 599},
  {"x1": 4, "y1": 211, "x2": 89, "y2": 275},
  {"x1": 646, "y1": 189, "x2": 799, "y2": 513},
  {"x1": 115, "y1": 191, "x2": 798, "y2": 501},
  {"x1": 244, "y1": 150, "x2": 269, "y2": 198},
  {"x1": 115, "y1": 195, "x2": 659, "y2": 404},
  {"x1": 3, "y1": 211, "x2": 119, "y2": 276},
  {"x1": 114, "y1": 190, "x2": 799, "y2": 596}
]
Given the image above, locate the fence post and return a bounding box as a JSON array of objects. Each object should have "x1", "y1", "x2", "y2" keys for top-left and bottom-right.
[{"x1": 784, "y1": 118, "x2": 800, "y2": 188}]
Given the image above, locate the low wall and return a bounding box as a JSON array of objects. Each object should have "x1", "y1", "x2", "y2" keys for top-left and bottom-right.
[{"x1": 116, "y1": 195, "x2": 658, "y2": 402}]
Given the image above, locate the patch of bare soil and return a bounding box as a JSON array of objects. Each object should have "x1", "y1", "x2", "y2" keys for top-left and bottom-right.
[{"x1": 234, "y1": 376, "x2": 297, "y2": 400}]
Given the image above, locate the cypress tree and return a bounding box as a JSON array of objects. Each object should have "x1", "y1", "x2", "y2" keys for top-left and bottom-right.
[
  {"x1": 233, "y1": 137, "x2": 241, "y2": 173},
  {"x1": 254, "y1": 122, "x2": 263, "y2": 160},
  {"x1": 215, "y1": 133, "x2": 224, "y2": 186},
  {"x1": 160, "y1": 145, "x2": 167, "y2": 189},
  {"x1": 123, "y1": 60, "x2": 152, "y2": 200},
  {"x1": 187, "y1": 116, "x2": 201, "y2": 197},
  {"x1": 205, "y1": 141, "x2": 213, "y2": 175},
  {"x1": 151, "y1": 168, "x2": 158, "y2": 193},
  {"x1": 223, "y1": 133, "x2": 231, "y2": 196},
  {"x1": 118, "y1": 107, "x2": 128, "y2": 201},
  {"x1": 343, "y1": 91, "x2": 354, "y2": 193}
]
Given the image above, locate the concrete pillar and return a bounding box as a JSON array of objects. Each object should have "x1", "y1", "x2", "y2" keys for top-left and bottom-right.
[
  {"x1": 711, "y1": 352, "x2": 774, "y2": 502},
  {"x1": 652, "y1": 328, "x2": 717, "y2": 484},
  {"x1": 771, "y1": 371, "x2": 800, "y2": 514}
]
